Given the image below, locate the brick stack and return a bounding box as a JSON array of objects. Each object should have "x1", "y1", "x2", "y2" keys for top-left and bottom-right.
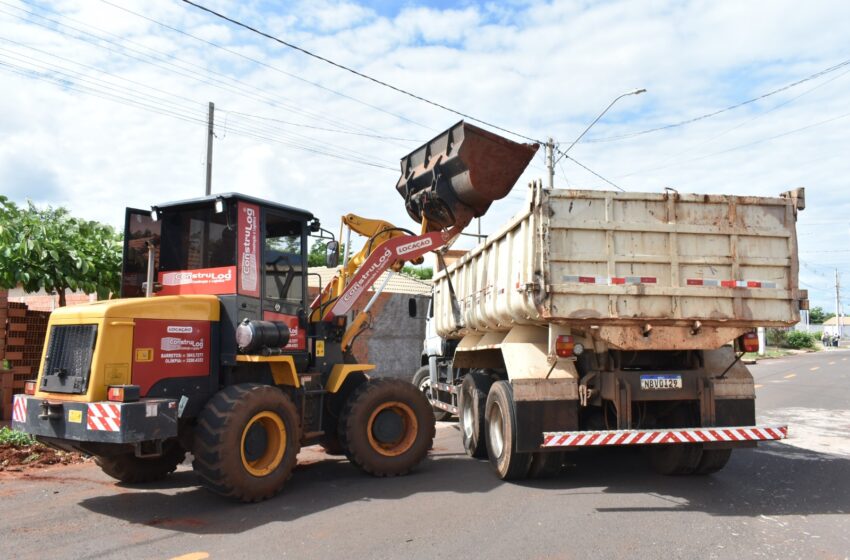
[{"x1": 0, "y1": 300, "x2": 50, "y2": 421}]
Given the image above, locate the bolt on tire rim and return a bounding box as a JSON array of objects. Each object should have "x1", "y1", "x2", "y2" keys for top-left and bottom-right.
[
  {"x1": 240, "y1": 411, "x2": 286, "y2": 477},
  {"x1": 367, "y1": 401, "x2": 418, "y2": 457},
  {"x1": 489, "y1": 403, "x2": 505, "y2": 458},
  {"x1": 462, "y1": 399, "x2": 474, "y2": 438}
]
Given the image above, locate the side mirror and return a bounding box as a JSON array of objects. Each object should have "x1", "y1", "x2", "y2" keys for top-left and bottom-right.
[
  {"x1": 408, "y1": 297, "x2": 417, "y2": 318},
  {"x1": 326, "y1": 240, "x2": 340, "y2": 268}
]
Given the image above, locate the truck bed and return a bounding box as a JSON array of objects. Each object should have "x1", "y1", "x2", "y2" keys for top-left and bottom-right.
[{"x1": 433, "y1": 186, "x2": 804, "y2": 342}]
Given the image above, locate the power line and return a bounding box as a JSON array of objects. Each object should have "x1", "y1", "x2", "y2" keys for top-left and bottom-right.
[
  {"x1": 561, "y1": 154, "x2": 625, "y2": 192},
  {"x1": 586, "y1": 56, "x2": 850, "y2": 143},
  {"x1": 223, "y1": 109, "x2": 416, "y2": 142},
  {"x1": 179, "y1": 0, "x2": 542, "y2": 144}
]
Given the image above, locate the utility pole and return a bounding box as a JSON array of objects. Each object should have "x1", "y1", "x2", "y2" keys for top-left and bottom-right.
[
  {"x1": 836, "y1": 268, "x2": 843, "y2": 339},
  {"x1": 545, "y1": 137, "x2": 555, "y2": 190},
  {"x1": 205, "y1": 101, "x2": 215, "y2": 196}
]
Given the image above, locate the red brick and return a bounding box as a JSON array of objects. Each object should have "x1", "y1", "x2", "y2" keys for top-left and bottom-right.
[
  {"x1": 7, "y1": 307, "x2": 26, "y2": 318},
  {"x1": 9, "y1": 323, "x2": 26, "y2": 332},
  {"x1": 7, "y1": 337, "x2": 24, "y2": 346},
  {"x1": 5, "y1": 351, "x2": 23, "y2": 360}
]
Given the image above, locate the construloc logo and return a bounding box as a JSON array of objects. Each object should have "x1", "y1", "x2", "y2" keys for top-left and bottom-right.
[
  {"x1": 161, "y1": 269, "x2": 232, "y2": 286},
  {"x1": 342, "y1": 248, "x2": 393, "y2": 304},
  {"x1": 239, "y1": 204, "x2": 259, "y2": 295},
  {"x1": 160, "y1": 337, "x2": 205, "y2": 352},
  {"x1": 396, "y1": 238, "x2": 433, "y2": 255}
]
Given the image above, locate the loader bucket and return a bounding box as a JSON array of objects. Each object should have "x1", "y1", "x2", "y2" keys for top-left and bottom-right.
[{"x1": 395, "y1": 121, "x2": 539, "y2": 231}]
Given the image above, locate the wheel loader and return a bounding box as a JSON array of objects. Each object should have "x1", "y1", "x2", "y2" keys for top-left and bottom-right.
[{"x1": 11, "y1": 121, "x2": 538, "y2": 501}]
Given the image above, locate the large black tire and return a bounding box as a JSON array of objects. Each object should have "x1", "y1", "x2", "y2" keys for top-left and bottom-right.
[
  {"x1": 527, "y1": 452, "x2": 563, "y2": 479},
  {"x1": 694, "y1": 448, "x2": 732, "y2": 475},
  {"x1": 485, "y1": 381, "x2": 531, "y2": 480},
  {"x1": 459, "y1": 372, "x2": 492, "y2": 459},
  {"x1": 649, "y1": 444, "x2": 703, "y2": 475},
  {"x1": 95, "y1": 442, "x2": 185, "y2": 483},
  {"x1": 193, "y1": 384, "x2": 301, "y2": 502},
  {"x1": 319, "y1": 434, "x2": 347, "y2": 456},
  {"x1": 413, "y1": 366, "x2": 450, "y2": 422},
  {"x1": 339, "y1": 378, "x2": 435, "y2": 477}
]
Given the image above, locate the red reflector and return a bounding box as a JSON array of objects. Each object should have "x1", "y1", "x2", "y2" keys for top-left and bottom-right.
[
  {"x1": 108, "y1": 387, "x2": 124, "y2": 402},
  {"x1": 721, "y1": 280, "x2": 736, "y2": 288},
  {"x1": 611, "y1": 277, "x2": 626, "y2": 285},
  {"x1": 741, "y1": 332, "x2": 759, "y2": 352},
  {"x1": 556, "y1": 335, "x2": 575, "y2": 357},
  {"x1": 686, "y1": 279, "x2": 702, "y2": 286},
  {"x1": 747, "y1": 281, "x2": 761, "y2": 288},
  {"x1": 24, "y1": 381, "x2": 36, "y2": 395},
  {"x1": 640, "y1": 277, "x2": 657, "y2": 284},
  {"x1": 578, "y1": 276, "x2": 595, "y2": 284}
]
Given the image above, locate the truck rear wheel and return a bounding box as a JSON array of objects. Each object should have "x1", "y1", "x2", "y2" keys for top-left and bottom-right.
[
  {"x1": 485, "y1": 381, "x2": 531, "y2": 480},
  {"x1": 459, "y1": 371, "x2": 492, "y2": 458},
  {"x1": 413, "y1": 366, "x2": 450, "y2": 422},
  {"x1": 527, "y1": 452, "x2": 563, "y2": 479},
  {"x1": 340, "y1": 378, "x2": 435, "y2": 477},
  {"x1": 193, "y1": 384, "x2": 300, "y2": 502},
  {"x1": 648, "y1": 444, "x2": 703, "y2": 475},
  {"x1": 95, "y1": 442, "x2": 185, "y2": 484},
  {"x1": 694, "y1": 448, "x2": 732, "y2": 475}
]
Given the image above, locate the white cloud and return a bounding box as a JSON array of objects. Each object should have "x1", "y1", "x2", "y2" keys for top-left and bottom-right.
[{"x1": 0, "y1": 0, "x2": 848, "y2": 309}]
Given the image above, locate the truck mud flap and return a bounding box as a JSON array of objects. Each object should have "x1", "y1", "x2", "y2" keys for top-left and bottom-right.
[
  {"x1": 11, "y1": 395, "x2": 178, "y2": 445},
  {"x1": 540, "y1": 425, "x2": 788, "y2": 449}
]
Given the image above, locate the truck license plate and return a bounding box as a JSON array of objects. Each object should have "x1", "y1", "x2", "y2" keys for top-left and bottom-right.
[{"x1": 640, "y1": 374, "x2": 682, "y2": 390}]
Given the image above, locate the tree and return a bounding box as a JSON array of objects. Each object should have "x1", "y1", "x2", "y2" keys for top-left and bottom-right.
[
  {"x1": 308, "y1": 240, "x2": 329, "y2": 267},
  {"x1": 401, "y1": 265, "x2": 433, "y2": 280},
  {"x1": 0, "y1": 196, "x2": 122, "y2": 306},
  {"x1": 808, "y1": 306, "x2": 834, "y2": 324}
]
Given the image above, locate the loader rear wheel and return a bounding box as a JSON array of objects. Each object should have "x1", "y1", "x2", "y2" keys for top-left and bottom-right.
[
  {"x1": 485, "y1": 381, "x2": 531, "y2": 480},
  {"x1": 648, "y1": 444, "x2": 703, "y2": 475},
  {"x1": 95, "y1": 442, "x2": 185, "y2": 484},
  {"x1": 459, "y1": 371, "x2": 492, "y2": 458},
  {"x1": 340, "y1": 378, "x2": 435, "y2": 477},
  {"x1": 413, "y1": 366, "x2": 450, "y2": 422},
  {"x1": 193, "y1": 383, "x2": 300, "y2": 502},
  {"x1": 694, "y1": 448, "x2": 732, "y2": 475}
]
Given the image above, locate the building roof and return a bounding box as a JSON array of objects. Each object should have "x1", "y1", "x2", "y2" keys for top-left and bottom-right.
[
  {"x1": 822, "y1": 316, "x2": 846, "y2": 325},
  {"x1": 308, "y1": 267, "x2": 432, "y2": 296}
]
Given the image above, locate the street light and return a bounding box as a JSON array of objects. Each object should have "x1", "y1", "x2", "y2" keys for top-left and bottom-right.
[{"x1": 557, "y1": 88, "x2": 646, "y2": 161}]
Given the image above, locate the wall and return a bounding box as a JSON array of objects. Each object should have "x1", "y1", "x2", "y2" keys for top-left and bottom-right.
[{"x1": 353, "y1": 293, "x2": 429, "y2": 380}]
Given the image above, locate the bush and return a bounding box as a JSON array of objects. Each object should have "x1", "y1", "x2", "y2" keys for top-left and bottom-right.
[
  {"x1": 0, "y1": 426, "x2": 37, "y2": 447},
  {"x1": 766, "y1": 328, "x2": 787, "y2": 347},
  {"x1": 784, "y1": 330, "x2": 816, "y2": 349}
]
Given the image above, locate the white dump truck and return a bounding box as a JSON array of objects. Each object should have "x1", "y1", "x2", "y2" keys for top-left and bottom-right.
[{"x1": 422, "y1": 183, "x2": 806, "y2": 479}]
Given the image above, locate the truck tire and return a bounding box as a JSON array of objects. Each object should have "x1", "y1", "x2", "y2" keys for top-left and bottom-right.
[
  {"x1": 95, "y1": 442, "x2": 185, "y2": 484},
  {"x1": 459, "y1": 371, "x2": 492, "y2": 458},
  {"x1": 340, "y1": 378, "x2": 435, "y2": 477},
  {"x1": 485, "y1": 381, "x2": 532, "y2": 480},
  {"x1": 648, "y1": 444, "x2": 703, "y2": 475},
  {"x1": 193, "y1": 383, "x2": 300, "y2": 502},
  {"x1": 413, "y1": 366, "x2": 450, "y2": 422},
  {"x1": 527, "y1": 452, "x2": 563, "y2": 479},
  {"x1": 694, "y1": 449, "x2": 732, "y2": 475}
]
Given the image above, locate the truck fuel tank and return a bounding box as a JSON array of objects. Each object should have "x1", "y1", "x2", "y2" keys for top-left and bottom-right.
[{"x1": 396, "y1": 121, "x2": 539, "y2": 231}]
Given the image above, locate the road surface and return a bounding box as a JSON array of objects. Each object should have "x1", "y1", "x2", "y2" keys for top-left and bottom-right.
[{"x1": 1, "y1": 349, "x2": 848, "y2": 560}]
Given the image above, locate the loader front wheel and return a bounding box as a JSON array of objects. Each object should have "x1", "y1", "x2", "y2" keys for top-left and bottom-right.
[
  {"x1": 340, "y1": 378, "x2": 435, "y2": 477},
  {"x1": 95, "y1": 442, "x2": 185, "y2": 484},
  {"x1": 193, "y1": 384, "x2": 300, "y2": 502},
  {"x1": 485, "y1": 381, "x2": 531, "y2": 480},
  {"x1": 459, "y1": 371, "x2": 492, "y2": 458}
]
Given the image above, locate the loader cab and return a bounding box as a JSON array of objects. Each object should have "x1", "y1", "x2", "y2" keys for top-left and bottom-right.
[{"x1": 121, "y1": 193, "x2": 315, "y2": 368}]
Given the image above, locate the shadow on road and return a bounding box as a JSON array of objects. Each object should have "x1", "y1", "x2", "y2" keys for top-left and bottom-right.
[
  {"x1": 79, "y1": 440, "x2": 849, "y2": 534},
  {"x1": 520, "y1": 442, "x2": 850, "y2": 517}
]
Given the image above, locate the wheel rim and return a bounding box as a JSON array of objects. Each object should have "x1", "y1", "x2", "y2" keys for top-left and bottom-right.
[
  {"x1": 367, "y1": 401, "x2": 418, "y2": 457},
  {"x1": 489, "y1": 403, "x2": 505, "y2": 458},
  {"x1": 462, "y1": 397, "x2": 474, "y2": 438},
  {"x1": 240, "y1": 411, "x2": 286, "y2": 477}
]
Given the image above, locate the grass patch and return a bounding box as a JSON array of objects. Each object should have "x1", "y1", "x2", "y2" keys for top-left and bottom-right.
[{"x1": 0, "y1": 426, "x2": 37, "y2": 447}]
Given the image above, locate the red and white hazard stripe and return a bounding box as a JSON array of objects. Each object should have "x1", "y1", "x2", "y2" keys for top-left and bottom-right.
[
  {"x1": 541, "y1": 425, "x2": 787, "y2": 448},
  {"x1": 562, "y1": 275, "x2": 657, "y2": 285},
  {"x1": 87, "y1": 402, "x2": 122, "y2": 432},
  {"x1": 12, "y1": 394, "x2": 27, "y2": 423},
  {"x1": 686, "y1": 279, "x2": 777, "y2": 288}
]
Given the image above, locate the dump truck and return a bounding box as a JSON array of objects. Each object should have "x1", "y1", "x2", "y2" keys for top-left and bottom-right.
[
  {"x1": 413, "y1": 182, "x2": 806, "y2": 479},
  {"x1": 11, "y1": 121, "x2": 538, "y2": 501}
]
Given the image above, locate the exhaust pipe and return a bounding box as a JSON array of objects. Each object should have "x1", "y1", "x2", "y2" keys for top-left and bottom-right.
[{"x1": 396, "y1": 121, "x2": 539, "y2": 231}]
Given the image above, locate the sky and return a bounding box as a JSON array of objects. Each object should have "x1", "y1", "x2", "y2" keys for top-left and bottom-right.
[{"x1": 0, "y1": 0, "x2": 848, "y2": 312}]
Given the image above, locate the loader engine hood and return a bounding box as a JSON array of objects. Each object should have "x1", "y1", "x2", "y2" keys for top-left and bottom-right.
[{"x1": 395, "y1": 121, "x2": 539, "y2": 232}]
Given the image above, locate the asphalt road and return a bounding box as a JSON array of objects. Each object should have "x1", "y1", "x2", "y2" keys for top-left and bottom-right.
[{"x1": 2, "y1": 350, "x2": 848, "y2": 560}]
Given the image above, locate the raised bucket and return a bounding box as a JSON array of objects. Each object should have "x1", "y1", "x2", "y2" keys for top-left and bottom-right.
[{"x1": 395, "y1": 121, "x2": 539, "y2": 231}]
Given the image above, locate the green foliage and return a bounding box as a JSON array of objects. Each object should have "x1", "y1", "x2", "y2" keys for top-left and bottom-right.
[
  {"x1": 0, "y1": 427, "x2": 37, "y2": 447},
  {"x1": 401, "y1": 265, "x2": 433, "y2": 280},
  {"x1": 0, "y1": 196, "x2": 122, "y2": 306},
  {"x1": 784, "y1": 330, "x2": 816, "y2": 349},
  {"x1": 765, "y1": 328, "x2": 786, "y2": 347},
  {"x1": 308, "y1": 240, "x2": 329, "y2": 267},
  {"x1": 808, "y1": 306, "x2": 834, "y2": 324}
]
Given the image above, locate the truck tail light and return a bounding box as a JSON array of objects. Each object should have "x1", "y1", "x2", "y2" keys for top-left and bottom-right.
[
  {"x1": 108, "y1": 385, "x2": 140, "y2": 403},
  {"x1": 556, "y1": 335, "x2": 575, "y2": 357},
  {"x1": 24, "y1": 381, "x2": 37, "y2": 395},
  {"x1": 740, "y1": 332, "x2": 759, "y2": 353}
]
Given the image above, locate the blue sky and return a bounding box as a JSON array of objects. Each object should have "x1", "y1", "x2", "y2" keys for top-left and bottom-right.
[{"x1": 1, "y1": 0, "x2": 849, "y2": 312}]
